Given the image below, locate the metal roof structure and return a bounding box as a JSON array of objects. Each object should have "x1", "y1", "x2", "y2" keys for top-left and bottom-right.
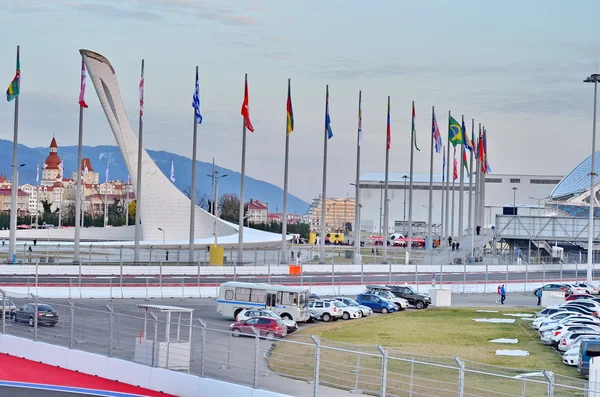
[{"x1": 550, "y1": 151, "x2": 600, "y2": 199}]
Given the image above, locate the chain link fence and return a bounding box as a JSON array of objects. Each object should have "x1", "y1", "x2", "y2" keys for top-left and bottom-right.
[{"x1": 0, "y1": 289, "x2": 595, "y2": 397}]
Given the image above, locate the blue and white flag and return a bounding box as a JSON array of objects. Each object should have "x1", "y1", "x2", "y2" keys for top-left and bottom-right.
[
  {"x1": 192, "y1": 69, "x2": 203, "y2": 124},
  {"x1": 170, "y1": 160, "x2": 176, "y2": 183},
  {"x1": 105, "y1": 161, "x2": 109, "y2": 183},
  {"x1": 36, "y1": 161, "x2": 39, "y2": 183}
]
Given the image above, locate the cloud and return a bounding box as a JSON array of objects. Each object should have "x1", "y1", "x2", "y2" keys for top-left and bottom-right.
[{"x1": 65, "y1": 2, "x2": 166, "y2": 21}]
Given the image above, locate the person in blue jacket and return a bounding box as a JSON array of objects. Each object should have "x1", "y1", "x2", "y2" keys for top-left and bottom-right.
[
  {"x1": 500, "y1": 284, "x2": 506, "y2": 305},
  {"x1": 536, "y1": 288, "x2": 542, "y2": 306}
]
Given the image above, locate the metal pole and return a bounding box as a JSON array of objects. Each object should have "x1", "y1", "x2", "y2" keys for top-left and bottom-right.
[
  {"x1": 74, "y1": 56, "x2": 84, "y2": 264},
  {"x1": 451, "y1": 147, "x2": 456, "y2": 239},
  {"x1": 104, "y1": 157, "x2": 109, "y2": 227},
  {"x1": 69, "y1": 299, "x2": 74, "y2": 348},
  {"x1": 238, "y1": 74, "x2": 249, "y2": 272},
  {"x1": 427, "y1": 106, "x2": 435, "y2": 250},
  {"x1": 107, "y1": 305, "x2": 114, "y2": 357},
  {"x1": 33, "y1": 294, "x2": 38, "y2": 341},
  {"x1": 311, "y1": 335, "x2": 320, "y2": 397},
  {"x1": 354, "y1": 91, "x2": 362, "y2": 265},
  {"x1": 455, "y1": 357, "x2": 465, "y2": 397},
  {"x1": 445, "y1": 114, "x2": 451, "y2": 241},
  {"x1": 383, "y1": 96, "x2": 391, "y2": 264},
  {"x1": 441, "y1": 146, "x2": 446, "y2": 243},
  {"x1": 377, "y1": 345, "x2": 388, "y2": 397},
  {"x1": 587, "y1": 76, "x2": 598, "y2": 284},
  {"x1": 253, "y1": 327, "x2": 260, "y2": 388},
  {"x1": 282, "y1": 79, "x2": 292, "y2": 262},
  {"x1": 1, "y1": 291, "x2": 5, "y2": 334},
  {"x1": 189, "y1": 66, "x2": 200, "y2": 264},
  {"x1": 134, "y1": 59, "x2": 144, "y2": 263},
  {"x1": 319, "y1": 85, "x2": 329, "y2": 264},
  {"x1": 468, "y1": 119, "x2": 474, "y2": 239},
  {"x1": 458, "y1": 115, "x2": 465, "y2": 239},
  {"x1": 407, "y1": 100, "x2": 415, "y2": 258}
]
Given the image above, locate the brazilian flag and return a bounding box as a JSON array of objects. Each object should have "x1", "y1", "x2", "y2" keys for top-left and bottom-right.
[
  {"x1": 6, "y1": 52, "x2": 20, "y2": 102},
  {"x1": 448, "y1": 115, "x2": 463, "y2": 147}
]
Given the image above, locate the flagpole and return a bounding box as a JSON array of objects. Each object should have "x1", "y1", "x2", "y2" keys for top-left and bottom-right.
[
  {"x1": 444, "y1": 112, "x2": 451, "y2": 243},
  {"x1": 74, "y1": 55, "x2": 84, "y2": 264},
  {"x1": 354, "y1": 91, "x2": 362, "y2": 267},
  {"x1": 133, "y1": 59, "x2": 144, "y2": 264},
  {"x1": 382, "y1": 95, "x2": 391, "y2": 264},
  {"x1": 468, "y1": 119, "x2": 474, "y2": 235},
  {"x1": 407, "y1": 100, "x2": 415, "y2": 256},
  {"x1": 427, "y1": 106, "x2": 435, "y2": 251},
  {"x1": 319, "y1": 85, "x2": 329, "y2": 264},
  {"x1": 474, "y1": 123, "x2": 481, "y2": 229},
  {"x1": 35, "y1": 161, "x2": 40, "y2": 228},
  {"x1": 481, "y1": 128, "x2": 487, "y2": 230},
  {"x1": 104, "y1": 157, "x2": 108, "y2": 227},
  {"x1": 211, "y1": 157, "x2": 216, "y2": 247},
  {"x1": 189, "y1": 66, "x2": 200, "y2": 265},
  {"x1": 281, "y1": 79, "x2": 291, "y2": 262},
  {"x1": 58, "y1": 165, "x2": 62, "y2": 228},
  {"x1": 440, "y1": 146, "x2": 446, "y2": 245},
  {"x1": 458, "y1": 115, "x2": 465, "y2": 240},
  {"x1": 451, "y1": 147, "x2": 456, "y2": 239},
  {"x1": 125, "y1": 176, "x2": 129, "y2": 226},
  {"x1": 8, "y1": 45, "x2": 20, "y2": 265},
  {"x1": 237, "y1": 73, "x2": 249, "y2": 273}
]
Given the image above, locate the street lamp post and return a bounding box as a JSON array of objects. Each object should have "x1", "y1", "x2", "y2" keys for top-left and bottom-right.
[
  {"x1": 158, "y1": 227, "x2": 165, "y2": 258},
  {"x1": 8, "y1": 163, "x2": 25, "y2": 264},
  {"x1": 210, "y1": 173, "x2": 228, "y2": 248},
  {"x1": 402, "y1": 175, "x2": 408, "y2": 235},
  {"x1": 512, "y1": 187, "x2": 518, "y2": 215},
  {"x1": 585, "y1": 73, "x2": 600, "y2": 284}
]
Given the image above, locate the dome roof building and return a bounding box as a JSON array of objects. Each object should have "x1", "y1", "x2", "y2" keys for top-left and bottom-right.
[{"x1": 41, "y1": 137, "x2": 63, "y2": 186}]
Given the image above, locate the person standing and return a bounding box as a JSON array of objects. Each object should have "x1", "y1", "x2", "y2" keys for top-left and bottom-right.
[
  {"x1": 536, "y1": 288, "x2": 542, "y2": 306},
  {"x1": 500, "y1": 284, "x2": 506, "y2": 305}
]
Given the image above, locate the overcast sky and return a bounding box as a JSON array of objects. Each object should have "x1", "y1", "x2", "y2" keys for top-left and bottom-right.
[{"x1": 0, "y1": 0, "x2": 598, "y2": 202}]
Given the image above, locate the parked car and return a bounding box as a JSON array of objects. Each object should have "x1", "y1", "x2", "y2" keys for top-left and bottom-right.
[
  {"x1": 577, "y1": 340, "x2": 600, "y2": 376},
  {"x1": 13, "y1": 303, "x2": 58, "y2": 326},
  {"x1": 229, "y1": 317, "x2": 287, "y2": 339},
  {"x1": 386, "y1": 285, "x2": 432, "y2": 309},
  {"x1": 332, "y1": 297, "x2": 373, "y2": 317},
  {"x1": 558, "y1": 333, "x2": 600, "y2": 352},
  {"x1": 333, "y1": 301, "x2": 363, "y2": 320},
  {"x1": 535, "y1": 306, "x2": 566, "y2": 318},
  {"x1": 1, "y1": 300, "x2": 16, "y2": 319},
  {"x1": 235, "y1": 308, "x2": 298, "y2": 333},
  {"x1": 364, "y1": 286, "x2": 409, "y2": 310},
  {"x1": 308, "y1": 299, "x2": 343, "y2": 322},
  {"x1": 568, "y1": 283, "x2": 599, "y2": 295},
  {"x1": 563, "y1": 347, "x2": 580, "y2": 366},
  {"x1": 355, "y1": 294, "x2": 397, "y2": 314},
  {"x1": 533, "y1": 284, "x2": 568, "y2": 297},
  {"x1": 548, "y1": 325, "x2": 600, "y2": 346},
  {"x1": 308, "y1": 293, "x2": 320, "y2": 300},
  {"x1": 566, "y1": 294, "x2": 596, "y2": 301}
]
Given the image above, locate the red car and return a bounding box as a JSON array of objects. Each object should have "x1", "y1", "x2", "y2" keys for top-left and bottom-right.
[
  {"x1": 565, "y1": 294, "x2": 595, "y2": 301},
  {"x1": 229, "y1": 317, "x2": 287, "y2": 339}
]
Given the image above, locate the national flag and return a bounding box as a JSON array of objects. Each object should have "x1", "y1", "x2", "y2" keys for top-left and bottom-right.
[
  {"x1": 432, "y1": 110, "x2": 442, "y2": 153},
  {"x1": 483, "y1": 127, "x2": 491, "y2": 173},
  {"x1": 192, "y1": 69, "x2": 203, "y2": 125},
  {"x1": 325, "y1": 92, "x2": 333, "y2": 139},
  {"x1": 386, "y1": 98, "x2": 391, "y2": 150},
  {"x1": 139, "y1": 66, "x2": 144, "y2": 121},
  {"x1": 105, "y1": 161, "x2": 109, "y2": 183},
  {"x1": 241, "y1": 77, "x2": 254, "y2": 132},
  {"x1": 462, "y1": 118, "x2": 472, "y2": 151},
  {"x1": 78, "y1": 59, "x2": 88, "y2": 108},
  {"x1": 170, "y1": 160, "x2": 176, "y2": 183},
  {"x1": 442, "y1": 146, "x2": 446, "y2": 182},
  {"x1": 36, "y1": 161, "x2": 39, "y2": 183},
  {"x1": 453, "y1": 147, "x2": 458, "y2": 181},
  {"x1": 448, "y1": 115, "x2": 462, "y2": 147},
  {"x1": 358, "y1": 95, "x2": 363, "y2": 146},
  {"x1": 478, "y1": 125, "x2": 485, "y2": 172},
  {"x1": 462, "y1": 150, "x2": 469, "y2": 173},
  {"x1": 472, "y1": 126, "x2": 476, "y2": 161},
  {"x1": 412, "y1": 102, "x2": 420, "y2": 151},
  {"x1": 6, "y1": 48, "x2": 20, "y2": 102},
  {"x1": 285, "y1": 80, "x2": 294, "y2": 135}
]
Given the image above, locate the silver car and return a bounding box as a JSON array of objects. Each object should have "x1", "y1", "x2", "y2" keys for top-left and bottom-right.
[{"x1": 333, "y1": 297, "x2": 372, "y2": 317}]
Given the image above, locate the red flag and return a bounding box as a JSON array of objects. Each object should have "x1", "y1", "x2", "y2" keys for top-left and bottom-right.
[
  {"x1": 241, "y1": 77, "x2": 254, "y2": 132},
  {"x1": 78, "y1": 59, "x2": 88, "y2": 108},
  {"x1": 453, "y1": 147, "x2": 458, "y2": 181}
]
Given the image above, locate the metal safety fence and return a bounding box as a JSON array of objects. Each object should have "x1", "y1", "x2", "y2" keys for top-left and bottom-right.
[{"x1": 0, "y1": 289, "x2": 594, "y2": 397}]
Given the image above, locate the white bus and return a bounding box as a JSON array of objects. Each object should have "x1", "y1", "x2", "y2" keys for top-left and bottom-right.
[{"x1": 216, "y1": 282, "x2": 310, "y2": 322}]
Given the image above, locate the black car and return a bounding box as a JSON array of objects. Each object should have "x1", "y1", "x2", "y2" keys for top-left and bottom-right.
[
  {"x1": 386, "y1": 285, "x2": 432, "y2": 309},
  {"x1": 13, "y1": 303, "x2": 59, "y2": 327}
]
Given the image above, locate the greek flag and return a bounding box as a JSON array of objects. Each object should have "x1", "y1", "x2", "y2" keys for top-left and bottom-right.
[{"x1": 192, "y1": 69, "x2": 203, "y2": 124}]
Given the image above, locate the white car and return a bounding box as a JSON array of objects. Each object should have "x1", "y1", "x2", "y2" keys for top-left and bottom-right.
[
  {"x1": 549, "y1": 325, "x2": 600, "y2": 346},
  {"x1": 236, "y1": 308, "x2": 298, "y2": 333},
  {"x1": 333, "y1": 297, "x2": 372, "y2": 317},
  {"x1": 568, "y1": 283, "x2": 599, "y2": 295},
  {"x1": 308, "y1": 299, "x2": 344, "y2": 322},
  {"x1": 334, "y1": 301, "x2": 363, "y2": 320},
  {"x1": 535, "y1": 306, "x2": 566, "y2": 318},
  {"x1": 562, "y1": 347, "x2": 580, "y2": 366},
  {"x1": 533, "y1": 312, "x2": 580, "y2": 330},
  {"x1": 558, "y1": 333, "x2": 600, "y2": 352},
  {"x1": 538, "y1": 315, "x2": 599, "y2": 333}
]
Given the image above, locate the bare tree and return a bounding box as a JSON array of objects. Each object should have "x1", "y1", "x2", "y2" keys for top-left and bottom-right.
[{"x1": 183, "y1": 186, "x2": 210, "y2": 210}]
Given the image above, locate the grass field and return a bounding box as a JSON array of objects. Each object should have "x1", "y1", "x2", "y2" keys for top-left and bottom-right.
[{"x1": 267, "y1": 308, "x2": 589, "y2": 396}]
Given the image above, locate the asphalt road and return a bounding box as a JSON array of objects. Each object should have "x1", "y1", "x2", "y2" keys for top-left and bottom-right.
[
  {"x1": 0, "y1": 387, "x2": 99, "y2": 397},
  {"x1": 0, "y1": 270, "x2": 591, "y2": 288}
]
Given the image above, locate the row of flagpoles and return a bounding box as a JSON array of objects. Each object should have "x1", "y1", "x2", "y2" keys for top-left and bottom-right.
[{"x1": 5, "y1": 45, "x2": 492, "y2": 267}]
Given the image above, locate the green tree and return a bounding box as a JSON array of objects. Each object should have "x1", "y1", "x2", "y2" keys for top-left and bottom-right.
[{"x1": 218, "y1": 193, "x2": 240, "y2": 223}]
